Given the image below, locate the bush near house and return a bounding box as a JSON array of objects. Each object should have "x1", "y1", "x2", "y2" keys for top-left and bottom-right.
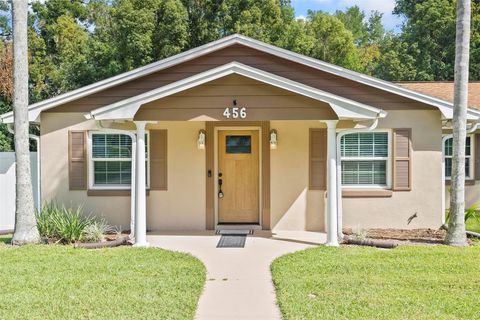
[
  {"x1": 272, "y1": 246, "x2": 480, "y2": 320},
  {"x1": 36, "y1": 202, "x2": 117, "y2": 243},
  {"x1": 0, "y1": 245, "x2": 206, "y2": 320}
]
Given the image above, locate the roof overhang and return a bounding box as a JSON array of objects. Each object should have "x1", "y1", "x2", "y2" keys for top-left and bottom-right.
[
  {"x1": 84, "y1": 62, "x2": 387, "y2": 121},
  {"x1": 1, "y1": 34, "x2": 479, "y2": 123}
]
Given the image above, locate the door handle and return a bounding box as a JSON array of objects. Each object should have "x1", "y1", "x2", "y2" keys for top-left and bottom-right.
[{"x1": 218, "y1": 172, "x2": 224, "y2": 198}]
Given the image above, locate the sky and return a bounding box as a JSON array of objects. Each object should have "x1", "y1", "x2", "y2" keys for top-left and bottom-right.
[{"x1": 291, "y1": 0, "x2": 404, "y2": 32}]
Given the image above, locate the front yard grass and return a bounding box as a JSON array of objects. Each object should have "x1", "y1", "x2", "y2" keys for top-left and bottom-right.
[
  {"x1": 0, "y1": 244, "x2": 205, "y2": 320},
  {"x1": 271, "y1": 246, "x2": 480, "y2": 320}
]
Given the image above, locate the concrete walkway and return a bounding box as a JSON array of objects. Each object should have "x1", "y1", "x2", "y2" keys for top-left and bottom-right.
[{"x1": 148, "y1": 230, "x2": 325, "y2": 320}]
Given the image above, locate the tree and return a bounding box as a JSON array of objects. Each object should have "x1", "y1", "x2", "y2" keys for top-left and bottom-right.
[
  {"x1": 11, "y1": 0, "x2": 40, "y2": 245},
  {"x1": 446, "y1": 0, "x2": 471, "y2": 246},
  {"x1": 0, "y1": 42, "x2": 13, "y2": 151},
  {"x1": 305, "y1": 11, "x2": 361, "y2": 71},
  {"x1": 375, "y1": 0, "x2": 480, "y2": 81},
  {"x1": 335, "y1": 6, "x2": 367, "y2": 45}
]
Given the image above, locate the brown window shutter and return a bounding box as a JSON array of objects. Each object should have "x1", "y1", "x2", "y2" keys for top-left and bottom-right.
[
  {"x1": 393, "y1": 128, "x2": 412, "y2": 191},
  {"x1": 68, "y1": 131, "x2": 87, "y2": 190},
  {"x1": 309, "y1": 128, "x2": 327, "y2": 190},
  {"x1": 149, "y1": 129, "x2": 168, "y2": 190},
  {"x1": 476, "y1": 134, "x2": 480, "y2": 180}
]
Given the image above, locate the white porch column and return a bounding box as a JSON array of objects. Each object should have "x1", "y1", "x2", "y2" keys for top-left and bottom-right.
[
  {"x1": 325, "y1": 120, "x2": 339, "y2": 246},
  {"x1": 134, "y1": 121, "x2": 148, "y2": 247}
]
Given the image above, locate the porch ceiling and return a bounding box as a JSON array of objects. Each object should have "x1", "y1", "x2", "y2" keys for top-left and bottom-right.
[{"x1": 85, "y1": 62, "x2": 388, "y2": 122}]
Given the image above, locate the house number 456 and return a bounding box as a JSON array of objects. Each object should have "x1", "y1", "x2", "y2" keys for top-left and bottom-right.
[{"x1": 223, "y1": 107, "x2": 247, "y2": 119}]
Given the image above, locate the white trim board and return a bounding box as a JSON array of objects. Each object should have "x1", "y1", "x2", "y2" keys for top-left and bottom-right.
[
  {"x1": 1, "y1": 34, "x2": 479, "y2": 123},
  {"x1": 85, "y1": 62, "x2": 387, "y2": 121}
]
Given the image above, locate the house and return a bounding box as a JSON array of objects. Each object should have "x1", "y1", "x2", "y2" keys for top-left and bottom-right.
[
  {"x1": 396, "y1": 82, "x2": 480, "y2": 210},
  {"x1": 1, "y1": 35, "x2": 479, "y2": 246}
]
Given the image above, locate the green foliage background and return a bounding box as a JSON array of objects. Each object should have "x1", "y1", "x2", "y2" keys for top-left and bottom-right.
[{"x1": 0, "y1": 0, "x2": 479, "y2": 150}]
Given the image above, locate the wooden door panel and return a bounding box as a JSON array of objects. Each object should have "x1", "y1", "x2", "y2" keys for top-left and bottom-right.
[{"x1": 218, "y1": 130, "x2": 259, "y2": 223}]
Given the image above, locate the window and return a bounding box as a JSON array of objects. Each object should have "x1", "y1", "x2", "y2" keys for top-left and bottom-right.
[
  {"x1": 89, "y1": 133, "x2": 149, "y2": 189},
  {"x1": 444, "y1": 136, "x2": 473, "y2": 179},
  {"x1": 226, "y1": 135, "x2": 251, "y2": 154},
  {"x1": 340, "y1": 132, "x2": 390, "y2": 187}
]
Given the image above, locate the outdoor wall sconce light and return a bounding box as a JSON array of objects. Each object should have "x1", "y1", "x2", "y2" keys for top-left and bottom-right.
[
  {"x1": 198, "y1": 129, "x2": 206, "y2": 149},
  {"x1": 270, "y1": 129, "x2": 278, "y2": 149}
]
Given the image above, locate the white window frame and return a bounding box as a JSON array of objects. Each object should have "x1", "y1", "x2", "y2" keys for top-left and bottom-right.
[
  {"x1": 88, "y1": 131, "x2": 150, "y2": 190},
  {"x1": 339, "y1": 129, "x2": 392, "y2": 189},
  {"x1": 443, "y1": 134, "x2": 474, "y2": 180}
]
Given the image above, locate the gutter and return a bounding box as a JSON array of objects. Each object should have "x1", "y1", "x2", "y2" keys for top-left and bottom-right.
[
  {"x1": 335, "y1": 116, "x2": 380, "y2": 240},
  {"x1": 6, "y1": 124, "x2": 41, "y2": 212},
  {"x1": 96, "y1": 120, "x2": 137, "y2": 239}
]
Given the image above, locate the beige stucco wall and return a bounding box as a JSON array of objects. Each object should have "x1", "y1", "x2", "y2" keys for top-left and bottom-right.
[
  {"x1": 270, "y1": 121, "x2": 326, "y2": 231},
  {"x1": 40, "y1": 113, "x2": 206, "y2": 230},
  {"x1": 271, "y1": 111, "x2": 443, "y2": 231},
  {"x1": 342, "y1": 110, "x2": 444, "y2": 229},
  {"x1": 41, "y1": 110, "x2": 443, "y2": 232}
]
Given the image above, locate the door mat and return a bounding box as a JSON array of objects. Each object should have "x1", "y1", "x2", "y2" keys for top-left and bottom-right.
[
  {"x1": 215, "y1": 229, "x2": 254, "y2": 235},
  {"x1": 216, "y1": 234, "x2": 247, "y2": 248}
]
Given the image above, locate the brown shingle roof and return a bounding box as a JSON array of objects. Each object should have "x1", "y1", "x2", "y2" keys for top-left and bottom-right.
[{"x1": 395, "y1": 82, "x2": 480, "y2": 110}]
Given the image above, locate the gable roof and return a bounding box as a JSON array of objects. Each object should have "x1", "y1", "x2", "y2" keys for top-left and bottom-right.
[
  {"x1": 86, "y1": 62, "x2": 387, "y2": 121},
  {"x1": 396, "y1": 82, "x2": 480, "y2": 110},
  {"x1": 1, "y1": 34, "x2": 479, "y2": 123}
]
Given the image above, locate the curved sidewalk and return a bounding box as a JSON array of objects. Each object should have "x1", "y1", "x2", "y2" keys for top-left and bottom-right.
[{"x1": 148, "y1": 230, "x2": 325, "y2": 320}]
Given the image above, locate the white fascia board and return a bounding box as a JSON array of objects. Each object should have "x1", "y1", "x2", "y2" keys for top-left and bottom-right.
[
  {"x1": 232, "y1": 35, "x2": 480, "y2": 119},
  {"x1": 2, "y1": 33, "x2": 479, "y2": 122},
  {"x1": 87, "y1": 62, "x2": 386, "y2": 121},
  {"x1": 0, "y1": 35, "x2": 244, "y2": 123}
]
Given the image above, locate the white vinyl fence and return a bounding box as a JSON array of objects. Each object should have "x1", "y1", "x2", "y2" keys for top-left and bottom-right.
[{"x1": 0, "y1": 152, "x2": 39, "y2": 232}]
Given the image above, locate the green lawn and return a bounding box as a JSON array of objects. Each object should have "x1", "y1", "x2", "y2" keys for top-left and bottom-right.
[
  {"x1": 0, "y1": 243, "x2": 205, "y2": 320},
  {"x1": 272, "y1": 246, "x2": 480, "y2": 320}
]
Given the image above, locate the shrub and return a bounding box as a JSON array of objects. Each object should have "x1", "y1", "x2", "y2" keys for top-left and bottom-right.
[
  {"x1": 36, "y1": 202, "x2": 93, "y2": 243},
  {"x1": 84, "y1": 218, "x2": 115, "y2": 243},
  {"x1": 36, "y1": 202, "x2": 61, "y2": 239}
]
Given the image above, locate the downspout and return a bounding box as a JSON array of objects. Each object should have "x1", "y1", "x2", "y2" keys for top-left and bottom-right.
[
  {"x1": 96, "y1": 120, "x2": 137, "y2": 239},
  {"x1": 335, "y1": 116, "x2": 380, "y2": 240},
  {"x1": 7, "y1": 123, "x2": 41, "y2": 212}
]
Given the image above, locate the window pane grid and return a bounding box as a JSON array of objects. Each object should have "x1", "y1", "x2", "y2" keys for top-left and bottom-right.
[
  {"x1": 91, "y1": 133, "x2": 149, "y2": 187},
  {"x1": 94, "y1": 160, "x2": 132, "y2": 185},
  {"x1": 341, "y1": 132, "x2": 388, "y2": 158},
  {"x1": 444, "y1": 137, "x2": 472, "y2": 178},
  {"x1": 342, "y1": 160, "x2": 387, "y2": 185},
  {"x1": 93, "y1": 134, "x2": 132, "y2": 159},
  {"x1": 340, "y1": 132, "x2": 389, "y2": 187}
]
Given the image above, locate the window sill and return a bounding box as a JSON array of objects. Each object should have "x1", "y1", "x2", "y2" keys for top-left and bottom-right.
[
  {"x1": 445, "y1": 180, "x2": 476, "y2": 186},
  {"x1": 87, "y1": 190, "x2": 150, "y2": 197},
  {"x1": 342, "y1": 189, "x2": 393, "y2": 198}
]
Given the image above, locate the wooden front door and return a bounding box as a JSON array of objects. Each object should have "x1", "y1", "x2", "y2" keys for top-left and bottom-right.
[{"x1": 218, "y1": 130, "x2": 259, "y2": 224}]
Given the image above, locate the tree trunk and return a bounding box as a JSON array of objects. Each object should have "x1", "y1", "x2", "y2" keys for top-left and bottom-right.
[
  {"x1": 446, "y1": 0, "x2": 471, "y2": 246},
  {"x1": 11, "y1": 0, "x2": 40, "y2": 245}
]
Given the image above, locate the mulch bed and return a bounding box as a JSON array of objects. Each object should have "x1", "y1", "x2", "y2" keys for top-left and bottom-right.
[{"x1": 343, "y1": 228, "x2": 449, "y2": 246}]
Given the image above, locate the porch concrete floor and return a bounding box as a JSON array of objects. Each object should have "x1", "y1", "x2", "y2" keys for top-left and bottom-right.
[{"x1": 148, "y1": 230, "x2": 326, "y2": 320}]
